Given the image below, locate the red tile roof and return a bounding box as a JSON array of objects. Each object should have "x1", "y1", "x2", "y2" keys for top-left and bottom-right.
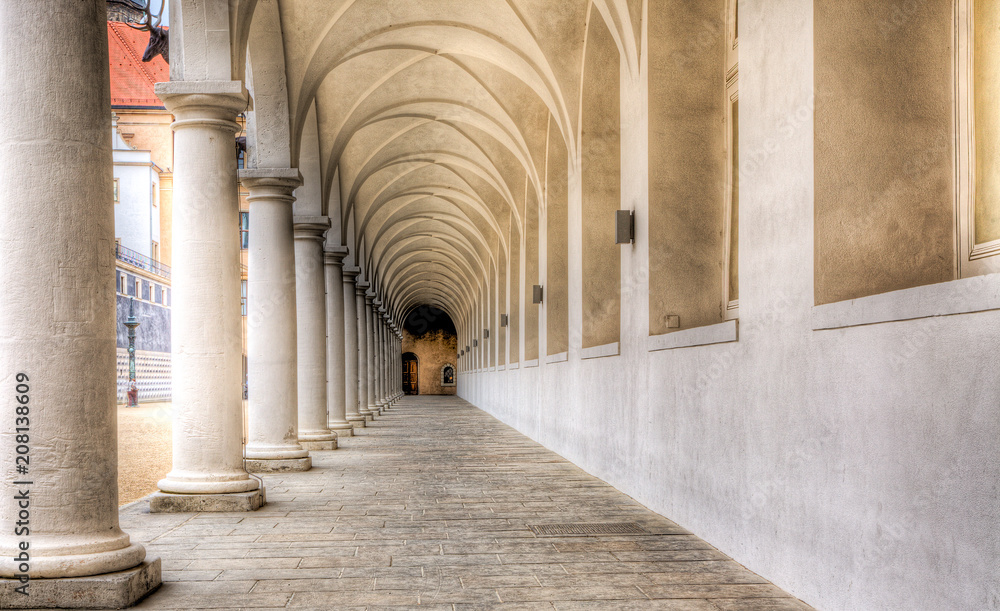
[{"x1": 108, "y1": 22, "x2": 169, "y2": 109}]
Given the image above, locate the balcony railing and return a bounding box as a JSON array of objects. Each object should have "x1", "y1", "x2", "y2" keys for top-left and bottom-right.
[{"x1": 115, "y1": 244, "x2": 171, "y2": 280}]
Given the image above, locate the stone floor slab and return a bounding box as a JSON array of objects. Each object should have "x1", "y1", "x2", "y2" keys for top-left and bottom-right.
[{"x1": 116, "y1": 396, "x2": 812, "y2": 609}]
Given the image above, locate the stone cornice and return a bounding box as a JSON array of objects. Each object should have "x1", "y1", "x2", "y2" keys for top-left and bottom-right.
[
  {"x1": 155, "y1": 80, "x2": 246, "y2": 133},
  {"x1": 324, "y1": 245, "x2": 349, "y2": 266},
  {"x1": 293, "y1": 216, "x2": 331, "y2": 241}
]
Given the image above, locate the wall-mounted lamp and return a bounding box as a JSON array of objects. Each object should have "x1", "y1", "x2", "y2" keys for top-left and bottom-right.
[
  {"x1": 483, "y1": 328, "x2": 490, "y2": 339},
  {"x1": 532, "y1": 285, "x2": 543, "y2": 304},
  {"x1": 460, "y1": 350, "x2": 465, "y2": 356},
  {"x1": 616, "y1": 209, "x2": 635, "y2": 244},
  {"x1": 500, "y1": 314, "x2": 509, "y2": 327},
  {"x1": 473, "y1": 339, "x2": 478, "y2": 348},
  {"x1": 466, "y1": 345, "x2": 470, "y2": 352}
]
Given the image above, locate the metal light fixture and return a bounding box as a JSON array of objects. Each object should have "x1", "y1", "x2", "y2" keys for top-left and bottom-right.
[
  {"x1": 483, "y1": 328, "x2": 490, "y2": 339},
  {"x1": 473, "y1": 339, "x2": 478, "y2": 348},
  {"x1": 532, "y1": 285, "x2": 543, "y2": 304},
  {"x1": 616, "y1": 209, "x2": 635, "y2": 244},
  {"x1": 500, "y1": 314, "x2": 509, "y2": 327}
]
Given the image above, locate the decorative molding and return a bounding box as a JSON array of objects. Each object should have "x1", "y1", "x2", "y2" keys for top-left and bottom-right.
[
  {"x1": 545, "y1": 352, "x2": 568, "y2": 364},
  {"x1": 812, "y1": 273, "x2": 1000, "y2": 330},
  {"x1": 581, "y1": 342, "x2": 619, "y2": 360},
  {"x1": 648, "y1": 320, "x2": 738, "y2": 352}
]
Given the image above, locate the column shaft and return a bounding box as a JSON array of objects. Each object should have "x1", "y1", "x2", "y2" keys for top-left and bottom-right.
[
  {"x1": 365, "y1": 294, "x2": 378, "y2": 414},
  {"x1": 325, "y1": 248, "x2": 353, "y2": 437},
  {"x1": 241, "y1": 170, "x2": 310, "y2": 471},
  {"x1": 156, "y1": 81, "x2": 261, "y2": 499},
  {"x1": 343, "y1": 269, "x2": 364, "y2": 427},
  {"x1": 356, "y1": 282, "x2": 373, "y2": 419},
  {"x1": 294, "y1": 218, "x2": 336, "y2": 450},
  {"x1": 0, "y1": 1, "x2": 151, "y2": 583}
]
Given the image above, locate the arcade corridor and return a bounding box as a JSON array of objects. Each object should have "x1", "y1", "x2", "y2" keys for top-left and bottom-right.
[{"x1": 118, "y1": 396, "x2": 810, "y2": 610}]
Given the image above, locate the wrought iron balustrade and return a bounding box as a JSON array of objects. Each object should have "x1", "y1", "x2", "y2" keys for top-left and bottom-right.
[{"x1": 115, "y1": 244, "x2": 171, "y2": 280}]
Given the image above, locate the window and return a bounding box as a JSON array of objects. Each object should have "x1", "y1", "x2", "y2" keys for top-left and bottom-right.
[
  {"x1": 151, "y1": 183, "x2": 158, "y2": 208},
  {"x1": 119, "y1": 272, "x2": 128, "y2": 294},
  {"x1": 240, "y1": 212, "x2": 249, "y2": 249},
  {"x1": 441, "y1": 364, "x2": 456, "y2": 387},
  {"x1": 151, "y1": 241, "x2": 159, "y2": 262},
  {"x1": 113, "y1": 178, "x2": 120, "y2": 203},
  {"x1": 237, "y1": 147, "x2": 245, "y2": 170},
  {"x1": 134, "y1": 279, "x2": 141, "y2": 300},
  {"x1": 241, "y1": 279, "x2": 247, "y2": 316},
  {"x1": 724, "y1": 0, "x2": 739, "y2": 319}
]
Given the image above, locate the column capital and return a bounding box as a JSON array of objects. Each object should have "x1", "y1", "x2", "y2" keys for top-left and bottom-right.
[
  {"x1": 343, "y1": 265, "x2": 361, "y2": 281},
  {"x1": 240, "y1": 168, "x2": 303, "y2": 194},
  {"x1": 356, "y1": 280, "x2": 371, "y2": 297},
  {"x1": 155, "y1": 80, "x2": 247, "y2": 132},
  {"x1": 365, "y1": 293, "x2": 375, "y2": 305},
  {"x1": 373, "y1": 298, "x2": 383, "y2": 308},
  {"x1": 324, "y1": 245, "x2": 349, "y2": 266},
  {"x1": 293, "y1": 216, "x2": 331, "y2": 241}
]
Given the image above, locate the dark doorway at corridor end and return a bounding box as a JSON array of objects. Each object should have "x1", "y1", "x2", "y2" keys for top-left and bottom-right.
[{"x1": 402, "y1": 306, "x2": 457, "y2": 396}]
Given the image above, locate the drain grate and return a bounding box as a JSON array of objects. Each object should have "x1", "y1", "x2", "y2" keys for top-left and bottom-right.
[{"x1": 528, "y1": 522, "x2": 648, "y2": 536}]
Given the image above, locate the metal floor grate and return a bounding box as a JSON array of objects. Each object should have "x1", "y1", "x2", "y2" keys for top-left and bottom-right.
[{"x1": 528, "y1": 522, "x2": 648, "y2": 536}]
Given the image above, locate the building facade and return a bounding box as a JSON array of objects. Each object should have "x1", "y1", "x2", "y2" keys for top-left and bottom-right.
[{"x1": 109, "y1": 19, "x2": 174, "y2": 403}]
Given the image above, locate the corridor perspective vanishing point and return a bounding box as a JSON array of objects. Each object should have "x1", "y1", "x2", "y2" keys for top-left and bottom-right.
[{"x1": 1, "y1": 2, "x2": 999, "y2": 610}]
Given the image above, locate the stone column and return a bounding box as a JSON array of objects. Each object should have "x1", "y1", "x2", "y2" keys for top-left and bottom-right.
[
  {"x1": 356, "y1": 282, "x2": 374, "y2": 420},
  {"x1": 153, "y1": 80, "x2": 264, "y2": 512},
  {"x1": 343, "y1": 268, "x2": 365, "y2": 428},
  {"x1": 382, "y1": 314, "x2": 392, "y2": 407},
  {"x1": 393, "y1": 327, "x2": 401, "y2": 401},
  {"x1": 294, "y1": 218, "x2": 337, "y2": 451},
  {"x1": 240, "y1": 170, "x2": 311, "y2": 473},
  {"x1": 0, "y1": 3, "x2": 159, "y2": 603},
  {"x1": 365, "y1": 291, "x2": 379, "y2": 416},
  {"x1": 324, "y1": 247, "x2": 353, "y2": 439},
  {"x1": 372, "y1": 298, "x2": 385, "y2": 412}
]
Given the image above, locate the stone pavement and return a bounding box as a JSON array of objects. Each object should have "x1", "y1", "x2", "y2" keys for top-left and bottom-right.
[{"x1": 116, "y1": 396, "x2": 812, "y2": 610}]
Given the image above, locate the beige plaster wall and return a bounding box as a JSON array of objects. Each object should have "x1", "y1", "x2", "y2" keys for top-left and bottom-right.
[
  {"x1": 547, "y1": 119, "x2": 570, "y2": 356},
  {"x1": 525, "y1": 192, "x2": 540, "y2": 361},
  {"x1": 581, "y1": 14, "x2": 622, "y2": 349},
  {"x1": 461, "y1": 4, "x2": 1000, "y2": 611},
  {"x1": 814, "y1": 0, "x2": 955, "y2": 305},
  {"x1": 647, "y1": 0, "x2": 728, "y2": 335},
  {"x1": 402, "y1": 328, "x2": 457, "y2": 396}
]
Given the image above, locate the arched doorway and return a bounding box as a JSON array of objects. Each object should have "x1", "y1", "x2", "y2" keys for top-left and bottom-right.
[{"x1": 402, "y1": 353, "x2": 419, "y2": 395}]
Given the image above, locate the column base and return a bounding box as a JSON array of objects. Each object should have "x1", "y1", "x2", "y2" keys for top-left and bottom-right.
[
  {"x1": 330, "y1": 424, "x2": 354, "y2": 438},
  {"x1": 365, "y1": 413, "x2": 375, "y2": 422},
  {"x1": 149, "y1": 490, "x2": 265, "y2": 513},
  {"x1": 245, "y1": 457, "x2": 312, "y2": 473},
  {"x1": 0, "y1": 558, "x2": 161, "y2": 609},
  {"x1": 347, "y1": 416, "x2": 367, "y2": 429},
  {"x1": 300, "y1": 439, "x2": 337, "y2": 451}
]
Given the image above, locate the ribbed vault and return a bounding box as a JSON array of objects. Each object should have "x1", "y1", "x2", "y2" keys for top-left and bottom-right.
[{"x1": 235, "y1": 0, "x2": 640, "y2": 337}]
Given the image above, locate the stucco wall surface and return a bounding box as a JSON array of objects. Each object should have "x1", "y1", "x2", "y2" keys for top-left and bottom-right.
[{"x1": 462, "y1": 3, "x2": 1000, "y2": 610}]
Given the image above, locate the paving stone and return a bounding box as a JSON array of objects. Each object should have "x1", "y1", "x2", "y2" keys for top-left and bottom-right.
[{"x1": 114, "y1": 396, "x2": 808, "y2": 609}]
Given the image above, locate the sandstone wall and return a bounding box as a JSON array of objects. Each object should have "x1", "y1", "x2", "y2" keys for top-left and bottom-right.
[{"x1": 402, "y1": 328, "x2": 457, "y2": 396}]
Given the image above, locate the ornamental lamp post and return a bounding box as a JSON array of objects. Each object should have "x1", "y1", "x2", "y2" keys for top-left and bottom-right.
[{"x1": 125, "y1": 296, "x2": 141, "y2": 407}]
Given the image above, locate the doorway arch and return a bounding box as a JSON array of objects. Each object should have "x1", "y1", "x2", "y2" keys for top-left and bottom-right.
[{"x1": 402, "y1": 352, "x2": 419, "y2": 395}]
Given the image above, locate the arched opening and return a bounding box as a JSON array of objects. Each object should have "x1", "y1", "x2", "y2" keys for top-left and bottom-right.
[
  {"x1": 402, "y1": 352, "x2": 419, "y2": 395},
  {"x1": 441, "y1": 363, "x2": 455, "y2": 387},
  {"x1": 401, "y1": 304, "x2": 458, "y2": 395}
]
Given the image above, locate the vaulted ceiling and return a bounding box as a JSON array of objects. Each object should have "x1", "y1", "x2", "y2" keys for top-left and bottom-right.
[{"x1": 229, "y1": 0, "x2": 641, "y2": 330}]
